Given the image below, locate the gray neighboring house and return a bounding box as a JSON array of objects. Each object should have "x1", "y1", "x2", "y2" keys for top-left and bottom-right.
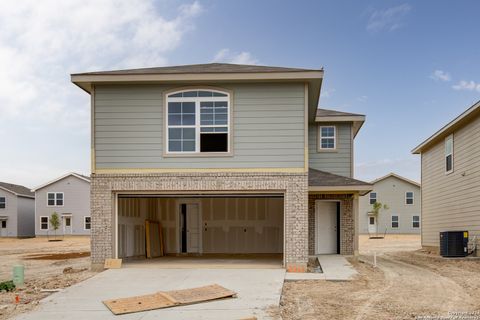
[
  {"x1": 359, "y1": 173, "x2": 421, "y2": 235},
  {"x1": 32, "y1": 173, "x2": 91, "y2": 236},
  {"x1": 413, "y1": 100, "x2": 480, "y2": 254},
  {"x1": 71, "y1": 63, "x2": 373, "y2": 271},
  {"x1": 0, "y1": 182, "x2": 35, "y2": 237}
]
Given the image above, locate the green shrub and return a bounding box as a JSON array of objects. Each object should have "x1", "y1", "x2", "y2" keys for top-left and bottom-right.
[{"x1": 0, "y1": 280, "x2": 15, "y2": 292}]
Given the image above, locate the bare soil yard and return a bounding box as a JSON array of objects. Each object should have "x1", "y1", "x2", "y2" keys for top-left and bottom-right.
[
  {"x1": 0, "y1": 237, "x2": 96, "y2": 320},
  {"x1": 278, "y1": 235, "x2": 480, "y2": 320}
]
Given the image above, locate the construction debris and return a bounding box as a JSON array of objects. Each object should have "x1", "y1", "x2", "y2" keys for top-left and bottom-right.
[
  {"x1": 104, "y1": 259, "x2": 122, "y2": 269},
  {"x1": 103, "y1": 284, "x2": 237, "y2": 315}
]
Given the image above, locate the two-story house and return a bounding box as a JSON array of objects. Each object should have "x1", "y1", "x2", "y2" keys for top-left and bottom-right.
[
  {"x1": 0, "y1": 182, "x2": 35, "y2": 237},
  {"x1": 359, "y1": 173, "x2": 421, "y2": 235},
  {"x1": 413, "y1": 100, "x2": 480, "y2": 255},
  {"x1": 32, "y1": 173, "x2": 91, "y2": 236},
  {"x1": 71, "y1": 63, "x2": 372, "y2": 271}
]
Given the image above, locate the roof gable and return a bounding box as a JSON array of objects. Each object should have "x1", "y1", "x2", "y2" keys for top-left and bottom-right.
[
  {"x1": 0, "y1": 182, "x2": 34, "y2": 198},
  {"x1": 315, "y1": 108, "x2": 366, "y2": 137},
  {"x1": 370, "y1": 173, "x2": 420, "y2": 188},
  {"x1": 32, "y1": 173, "x2": 90, "y2": 192}
]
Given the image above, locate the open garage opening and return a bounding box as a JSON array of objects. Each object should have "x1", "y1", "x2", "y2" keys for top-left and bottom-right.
[{"x1": 115, "y1": 194, "x2": 284, "y2": 268}]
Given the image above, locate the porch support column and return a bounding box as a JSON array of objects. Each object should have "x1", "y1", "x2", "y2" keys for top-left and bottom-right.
[{"x1": 353, "y1": 193, "x2": 359, "y2": 256}]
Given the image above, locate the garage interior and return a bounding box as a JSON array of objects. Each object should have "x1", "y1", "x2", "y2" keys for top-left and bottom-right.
[{"x1": 116, "y1": 194, "x2": 284, "y2": 267}]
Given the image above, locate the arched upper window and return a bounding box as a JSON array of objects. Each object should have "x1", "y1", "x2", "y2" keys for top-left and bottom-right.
[{"x1": 166, "y1": 89, "x2": 230, "y2": 154}]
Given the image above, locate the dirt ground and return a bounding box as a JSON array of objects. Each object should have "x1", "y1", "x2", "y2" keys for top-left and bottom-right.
[
  {"x1": 278, "y1": 234, "x2": 480, "y2": 320},
  {"x1": 0, "y1": 237, "x2": 96, "y2": 319}
]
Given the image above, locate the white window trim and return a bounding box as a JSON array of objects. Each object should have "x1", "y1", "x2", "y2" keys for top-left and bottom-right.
[
  {"x1": 405, "y1": 191, "x2": 414, "y2": 205},
  {"x1": 445, "y1": 134, "x2": 454, "y2": 175},
  {"x1": 0, "y1": 197, "x2": 6, "y2": 209},
  {"x1": 84, "y1": 216, "x2": 91, "y2": 231},
  {"x1": 46, "y1": 192, "x2": 64, "y2": 207},
  {"x1": 369, "y1": 192, "x2": 377, "y2": 205},
  {"x1": 164, "y1": 88, "x2": 233, "y2": 157},
  {"x1": 40, "y1": 216, "x2": 49, "y2": 230},
  {"x1": 318, "y1": 125, "x2": 337, "y2": 151},
  {"x1": 391, "y1": 215, "x2": 399, "y2": 229},
  {"x1": 412, "y1": 215, "x2": 420, "y2": 229}
]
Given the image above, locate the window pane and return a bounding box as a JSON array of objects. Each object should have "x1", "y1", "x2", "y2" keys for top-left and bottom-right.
[
  {"x1": 182, "y1": 128, "x2": 195, "y2": 140},
  {"x1": 182, "y1": 114, "x2": 195, "y2": 125},
  {"x1": 169, "y1": 141, "x2": 181, "y2": 152},
  {"x1": 0, "y1": 204, "x2": 5, "y2": 209},
  {"x1": 168, "y1": 102, "x2": 182, "y2": 113},
  {"x1": 321, "y1": 138, "x2": 335, "y2": 149},
  {"x1": 198, "y1": 91, "x2": 213, "y2": 97},
  {"x1": 182, "y1": 141, "x2": 196, "y2": 151},
  {"x1": 321, "y1": 127, "x2": 334, "y2": 137},
  {"x1": 183, "y1": 91, "x2": 197, "y2": 97},
  {"x1": 406, "y1": 192, "x2": 413, "y2": 198},
  {"x1": 169, "y1": 128, "x2": 181, "y2": 139},
  {"x1": 48, "y1": 193, "x2": 55, "y2": 199},
  {"x1": 213, "y1": 92, "x2": 227, "y2": 97},
  {"x1": 214, "y1": 127, "x2": 228, "y2": 132},
  {"x1": 168, "y1": 115, "x2": 181, "y2": 125},
  {"x1": 169, "y1": 92, "x2": 182, "y2": 97},
  {"x1": 215, "y1": 114, "x2": 228, "y2": 125},
  {"x1": 56, "y1": 193, "x2": 63, "y2": 199},
  {"x1": 182, "y1": 102, "x2": 195, "y2": 114},
  {"x1": 85, "y1": 217, "x2": 91, "y2": 223},
  {"x1": 200, "y1": 127, "x2": 214, "y2": 133},
  {"x1": 445, "y1": 137, "x2": 453, "y2": 154},
  {"x1": 200, "y1": 101, "x2": 214, "y2": 109},
  {"x1": 57, "y1": 199, "x2": 63, "y2": 206},
  {"x1": 446, "y1": 154, "x2": 452, "y2": 171},
  {"x1": 48, "y1": 199, "x2": 55, "y2": 206}
]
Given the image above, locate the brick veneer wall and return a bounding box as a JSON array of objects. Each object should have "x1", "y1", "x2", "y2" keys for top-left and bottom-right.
[
  {"x1": 90, "y1": 172, "x2": 308, "y2": 270},
  {"x1": 308, "y1": 193, "x2": 355, "y2": 255}
]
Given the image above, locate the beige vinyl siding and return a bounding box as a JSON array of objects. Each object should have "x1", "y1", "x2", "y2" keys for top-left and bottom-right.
[
  {"x1": 94, "y1": 83, "x2": 305, "y2": 169},
  {"x1": 359, "y1": 176, "x2": 421, "y2": 234},
  {"x1": 421, "y1": 115, "x2": 480, "y2": 247},
  {"x1": 308, "y1": 122, "x2": 352, "y2": 177}
]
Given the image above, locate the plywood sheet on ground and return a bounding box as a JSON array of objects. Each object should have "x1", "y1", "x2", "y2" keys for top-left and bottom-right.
[{"x1": 103, "y1": 284, "x2": 236, "y2": 315}]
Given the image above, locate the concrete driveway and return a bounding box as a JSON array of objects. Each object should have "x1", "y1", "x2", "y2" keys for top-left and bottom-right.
[{"x1": 15, "y1": 268, "x2": 286, "y2": 320}]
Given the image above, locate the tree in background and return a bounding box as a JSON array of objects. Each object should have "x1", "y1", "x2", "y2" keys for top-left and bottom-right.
[{"x1": 369, "y1": 202, "x2": 389, "y2": 234}]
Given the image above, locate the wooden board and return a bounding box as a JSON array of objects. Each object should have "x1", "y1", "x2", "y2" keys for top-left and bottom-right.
[
  {"x1": 104, "y1": 259, "x2": 122, "y2": 269},
  {"x1": 145, "y1": 220, "x2": 164, "y2": 258},
  {"x1": 166, "y1": 284, "x2": 237, "y2": 305},
  {"x1": 103, "y1": 284, "x2": 236, "y2": 315}
]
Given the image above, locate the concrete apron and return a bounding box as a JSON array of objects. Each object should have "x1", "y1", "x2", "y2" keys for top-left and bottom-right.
[
  {"x1": 285, "y1": 254, "x2": 358, "y2": 281},
  {"x1": 14, "y1": 268, "x2": 286, "y2": 320}
]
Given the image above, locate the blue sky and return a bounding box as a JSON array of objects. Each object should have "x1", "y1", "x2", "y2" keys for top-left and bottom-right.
[{"x1": 1, "y1": 0, "x2": 479, "y2": 186}]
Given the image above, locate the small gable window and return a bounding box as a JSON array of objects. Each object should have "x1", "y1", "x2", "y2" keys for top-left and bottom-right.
[
  {"x1": 369, "y1": 192, "x2": 377, "y2": 205},
  {"x1": 0, "y1": 197, "x2": 5, "y2": 209},
  {"x1": 445, "y1": 134, "x2": 453, "y2": 173},
  {"x1": 318, "y1": 126, "x2": 336, "y2": 150},
  {"x1": 166, "y1": 89, "x2": 230, "y2": 154},
  {"x1": 405, "y1": 192, "x2": 414, "y2": 205}
]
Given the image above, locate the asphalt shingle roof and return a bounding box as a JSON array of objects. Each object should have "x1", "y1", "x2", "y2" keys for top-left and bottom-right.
[
  {"x1": 0, "y1": 182, "x2": 34, "y2": 198},
  {"x1": 72, "y1": 63, "x2": 322, "y2": 76},
  {"x1": 316, "y1": 108, "x2": 365, "y2": 118},
  {"x1": 309, "y1": 168, "x2": 371, "y2": 187}
]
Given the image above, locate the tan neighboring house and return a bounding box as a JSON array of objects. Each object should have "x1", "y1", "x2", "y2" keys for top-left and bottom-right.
[
  {"x1": 71, "y1": 63, "x2": 372, "y2": 271},
  {"x1": 0, "y1": 182, "x2": 35, "y2": 237},
  {"x1": 412, "y1": 99, "x2": 480, "y2": 254},
  {"x1": 359, "y1": 173, "x2": 421, "y2": 235}
]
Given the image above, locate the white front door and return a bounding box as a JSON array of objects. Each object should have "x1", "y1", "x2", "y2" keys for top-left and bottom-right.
[
  {"x1": 0, "y1": 220, "x2": 7, "y2": 237},
  {"x1": 315, "y1": 201, "x2": 338, "y2": 254},
  {"x1": 186, "y1": 204, "x2": 200, "y2": 253},
  {"x1": 63, "y1": 216, "x2": 72, "y2": 234},
  {"x1": 368, "y1": 216, "x2": 377, "y2": 234}
]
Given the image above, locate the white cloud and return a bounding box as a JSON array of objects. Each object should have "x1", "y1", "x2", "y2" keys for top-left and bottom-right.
[
  {"x1": 430, "y1": 70, "x2": 451, "y2": 82},
  {"x1": 0, "y1": 1, "x2": 202, "y2": 186},
  {"x1": 452, "y1": 80, "x2": 480, "y2": 92},
  {"x1": 320, "y1": 88, "x2": 336, "y2": 99},
  {"x1": 366, "y1": 4, "x2": 412, "y2": 33},
  {"x1": 213, "y1": 48, "x2": 258, "y2": 64}
]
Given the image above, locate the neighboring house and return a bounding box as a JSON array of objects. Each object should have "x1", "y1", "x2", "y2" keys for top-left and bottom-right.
[
  {"x1": 412, "y1": 100, "x2": 480, "y2": 254},
  {"x1": 359, "y1": 173, "x2": 421, "y2": 235},
  {"x1": 71, "y1": 63, "x2": 372, "y2": 271},
  {"x1": 32, "y1": 173, "x2": 91, "y2": 236},
  {"x1": 0, "y1": 182, "x2": 35, "y2": 237}
]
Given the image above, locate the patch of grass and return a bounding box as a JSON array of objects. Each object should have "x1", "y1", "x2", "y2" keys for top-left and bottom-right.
[{"x1": 0, "y1": 280, "x2": 16, "y2": 292}]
